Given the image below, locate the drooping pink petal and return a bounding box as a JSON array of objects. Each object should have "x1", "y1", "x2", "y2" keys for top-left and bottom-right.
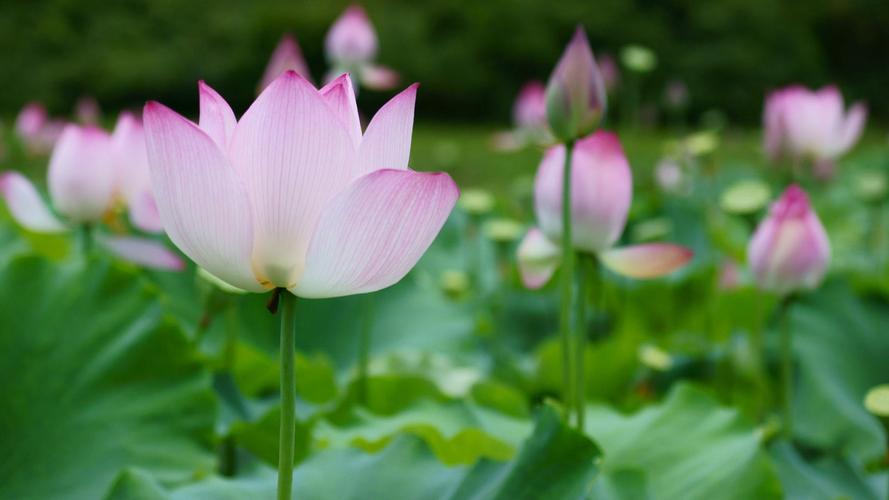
[
  {"x1": 319, "y1": 74, "x2": 362, "y2": 146},
  {"x1": 258, "y1": 33, "x2": 313, "y2": 93},
  {"x1": 129, "y1": 190, "x2": 164, "y2": 233},
  {"x1": 832, "y1": 102, "x2": 867, "y2": 156},
  {"x1": 143, "y1": 101, "x2": 264, "y2": 292},
  {"x1": 47, "y1": 124, "x2": 116, "y2": 222},
  {"x1": 292, "y1": 169, "x2": 458, "y2": 298},
  {"x1": 97, "y1": 234, "x2": 184, "y2": 271},
  {"x1": 599, "y1": 243, "x2": 693, "y2": 279},
  {"x1": 325, "y1": 5, "x2": 378, "y2": 65},
  {"x1": 229, "y1": 71, "x2": 357, "y2": 288},
  {"x1": 0, "y1": 171, "x2": 67, "y2": 233},
  {"x1": 359, "y1": 84, "x2": 417, "y2": 174},
  {"x1": 198, "y1": 81, "x2": 238, "y2": 150},
  {"x1": 359, "y1": 64, "x2": 400, "y2": 90},
  {"x1": 516, "y1": 227, "x2": 561, "y2": 289}
]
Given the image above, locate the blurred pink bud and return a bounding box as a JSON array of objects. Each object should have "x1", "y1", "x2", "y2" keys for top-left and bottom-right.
[
  {"x1": 259, "y1": 34, "x2": 313, "y2": 93},
  {"x1": 597, "y1": 53, "x2": 619, "y2": 92},
  {"x1": 112, "y1": 112, "x2": 164, "y2": 232},
  {"x1": 48, "y1": 124, "x2": 116, "y2": 222},
  {"x1": 143, "y1": 72, "x2": 458, "y2": 296},
  {"x1": 513, "y1": 81, "x2": 547, "y2": 132},
  {"x1": 763, "y1": 85, "x2": 866, "y2": 169},
  {"x1": 326, "y1": 5, "x2": 377, "y2": 65},
  {"x1": 748, "y1": 185, "x2": 830, "y2": 294},
  {"x1": 75, "y1": 96, "x2": 101, "y2": 124},
  {"x1": 654, "y1": 158, "x2": 683, "y2": 193},
  {"x1": 15, "y1": 103, "x2": 64, "y2": 154},
  {"x1": 545, "y1": 27, "x2": 607, "y2": 142}
]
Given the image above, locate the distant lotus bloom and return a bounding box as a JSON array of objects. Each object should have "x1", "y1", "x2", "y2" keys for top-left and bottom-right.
[
  {"x1": 763, "y1": 85, "x2": 866, "y2": 177},
  {"x1": 325, "y1": 5, "x2": 398, "y2": 91},
  {"x1": 14, "y1": 102, "x2": 65, "y2": 154},
  {"x1": 0, "y1": 123, "x2": 183, "y2": 270},
  {"x1": 143, "y1": 71, "x2": 458, "y2": 296},
  {"x1": 259, "y1": 34, "x2": 313, "y2": 93},
  {"x1": 492, "y1": 81, "x2": 550, "y2": 151},
  {"x1": 545, "y1": 27, "x2": 607, "y2": 142},
  {"x1": 76, "y1": 96, "x2": 101, "y2": 124},
  {"x1": 111, "y1": 112, "x2": 164, "y2": 233},
  {"x1": 518, "y1": 131, "x2": 692, "y2": 287},
  {"x1": 598, "y1": 53, "x2": 619, "y2": 92},
  {"x1": 748, "y1": 185, "x2": 830, "y2": 295}
]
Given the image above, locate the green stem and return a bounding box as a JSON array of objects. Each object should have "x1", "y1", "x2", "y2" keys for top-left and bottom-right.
[
  {"x1": 277, "y1": 291, "x2": 297, "y2": 500},
  {"x1": 79, "y1": 223, "x2": 93, "y2": 256},
  {"x1": 358, "y1": 294, "x2": 375, "y2": 406},
  {"x1": 574, "y1": 253, "x2": 592, "y2": 429},
  {"x1": 779, "y1": 296, "x2": 794, "y2": 440},
  {"x1": 751, "y1": 291, "x2": 768, "y2": 419},
  {"x1": 559, "y1": 140, "x2": 576, "y2": 421}
]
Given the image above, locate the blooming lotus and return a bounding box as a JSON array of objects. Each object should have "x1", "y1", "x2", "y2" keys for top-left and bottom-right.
[
  {"x1": 748, "y1": 185, "x2": 830, "y2": 295},
  {"x1": 324, "y1": 5, "x2": 398, "y2": 91},
  {"x1": 14, "y1": 102, "x2": 65, "y2": 154},
  {"x1": 545, "y1": 27, "x2": 607, "y2": 142},
  {"x1": 259, "y1": 34, "x2": 313, "y2": 93},
  {"x1": 143, "y1": 71, "x2": 458, "y2": 297},
  {"x1": 518, "y1": 131, "x2": 692, "y2": 288},
  {"x1": 764, "y1": 85, "x2": 866, "y2": 178},
  {"x1": 0, "y1": 122, "x2": 183, "y2": 271}
]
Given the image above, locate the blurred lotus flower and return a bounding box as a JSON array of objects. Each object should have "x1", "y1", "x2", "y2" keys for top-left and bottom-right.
[
  {"x1": 492, "y1": 81, "x2": 552, "y2": 152},
  {"x1": 143, "y1": 71, "x2": 458, "y2": 296},
  {"x1": 654, "y1": 158, "x2": 683, "y2": 193},
  {"x1": 75, "y1": 96, "x2": 101, "y2": 124},
  {"x1": 259, "y1": 34, "x2": 313, "y2": 93},
  {"x1": 598, "y1": 53, "x2": 620, "y2": 92},
  {"x1": 517, "y1": 131, "x2": 692, "y2": 287},
  {"x1": 763, "y1": 85, "x2": 866, "y2": 177},
  {"x1": 620, "y1": 45, "x2": 657, "y2": 73},
  {"x1": 545, "y1": 27, "x2": 607, "y2": 142},
  {"x1": 325, "y1": 5, "x2": 398, "y2": 91},
  {"x1": 14, "y1": 102, "x2": 65, "y2": 154},
  {"x1": 111, "y1": 112, "x2": 164, "y2": 233},
  {"x1": 748, "y1": 185, "x2": 830, "y2": 295},
  {"x1": 0, "y1": 123, "x2": 183, "y2": 270}
]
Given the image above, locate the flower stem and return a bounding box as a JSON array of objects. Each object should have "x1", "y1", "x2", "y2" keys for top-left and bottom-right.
[
  {"x1": 559, "y1": 140, "x2": 576, "y2": 421},
  {"x1": 779, "y1": 296, "x2": 794, "y2": 440},
  {"x1": 79, "y1": 223, "x2": 93, "y2": 256},
  {"x1": 358, "y1": 294, "x2": 375, "y2": 406},
  {"x1": 573, "y1": 252, "x2": 590, "y2": 429},
  {"x1": 277, "y1": 291, "x2": 297, "y2": 500}
]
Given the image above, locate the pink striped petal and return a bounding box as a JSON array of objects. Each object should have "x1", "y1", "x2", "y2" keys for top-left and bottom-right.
[
  {"x1": 111, "y1": 112, "x2": 153, "y2": 211},
  {"x1": 143, "y1": 101, "x2": 263, "y2": 292},
  {"x1": 0, "y1": 171, "x2": 67, "y2": 233},
  {"x1": 229, "y1": 71, "x2": 358, "y2": 288},
  {"x1": 198, "y1": 81, "x2": 238, "y2": 150},
  {"x1": 98, "y1": 234, "x2": 184, "y2": 271},
  {"x1": 48, "y1": 124, "x2": 115, "y2": 222},
  {"x1": 259, "y1": 33, "x2": 313, "y2": 92},
  {"x1": 319, "y1": 74, "x2": 362, "y2": 146},
  {"x1": 359, "y1": 84, "x2": 417, "y2": 174},
  {"x1": 292, "y1": 169, "x2": 458, "y2": 298},
  {"x1": 360, "y1": 64, "x2": 400, "y2": 90},
  {"x1": 517, "y1": 227, "x2": 561, "y2": 289},
  {"x1": 599, "y1": 243, "x2": 693, "y2": 279}
]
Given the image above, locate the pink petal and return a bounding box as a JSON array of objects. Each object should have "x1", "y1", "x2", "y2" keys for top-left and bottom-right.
[
  {"x1": 359, "y1": 84, "x2": 417, "y2": 174},
  {"x1": 15, "y1": 102, "x2": 47, "y2": 139},
  {"x1": 229, "y1": 70, "x2": 358, "y2": 288},
  {"x1": 599, "y1": 243, "x2": 693, "y2": 279},
  {"x1": 47, "y1": 124, "x2": 116, "y2": 222},
  {"x1": 325, "y1": 5, "x2": 378, "y2": 64},
  {"x1": 513, "y1": 81, "x2": 547, "y2": 130},
  {"x1": 258, "y1": 34, "x2": 313, "y2": 93},
  {"x1": 129, "y1": 190, "x2": 164, "y2": 233},
  {"x1": 517, "y1": 227, "x2": 561, "y2": 289},
  {"x1": 0, "y1": 171, "x2": 67, "y2": 233},
  {"x1": 111, "y1": 112, "x2": 154, "y2": 212},
  {"x1": 143, "y1": 101, "x2": 263, "y2": 292},
  {"x1": 292, "y1": 169, "x2": 458, "y2": 298},
  {"x1": 834, "y1": 102, "x2": 867, "y2": 155},
  {"x1": 319, "y1": 74, "x2": 362, "y2": 146},
  {"x1": 360, "y1": 64, "x2": 400, "y2": 90},
  {"x1": 198, "y1": 81, "x2": 238, "y2": 150},
  {"x1": 97, "y1": 234, "x2": 184, "y2": 271}
]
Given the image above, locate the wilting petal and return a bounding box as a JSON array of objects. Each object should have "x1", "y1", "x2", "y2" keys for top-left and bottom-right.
[
  {"x1": 229, "y1": 71, "x2": 357, "y2": 288},
  {"x1": 143, "y1": 102, "x2": 263, "y2": 292},
  {"x1": 359, "y1": 84, "x2": 417, "y2": 174},
  {"x1": 600, "y1": 243, "x2": 693, "y2": 279},
  {"x1": 517, "y1": 227, "x2": 561, "y2": 289},
  {"x1": 129, "y1": 190, "x2": 164, "y2": 233},
  {"x1": 47, "y1": 124, "x2": 116, "y2": 222},
  {"x1": 319, "y1": 74, "x2": 362, "y2": 146},
  {"x1": 360, "y1": 64, "x2": 400, "y2": 90},
  {"x1": 293, "y1": 169, "x2": 458, "y2": 298},
  {"x1": 325, "y1": 5, "x2": 378, "y2": 65},
  {"x1": 833, "y1": 102, "x2": 867, "y2": 156},
  {"x1": 97, "y1": 234, "x2": 184, "y2": 271},
  {"x1": 0, "y1": 171, "x2": 67, "y2": 233},
  {"x1": 259, "y1": 33, "x2": 313, "y2": 92},
  {"x1": 198, "y1": 81, "x2": 238, "y2": 150}
]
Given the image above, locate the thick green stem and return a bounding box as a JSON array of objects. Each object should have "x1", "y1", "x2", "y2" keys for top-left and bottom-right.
[
  {"x1": 277, "y1": 291, "x2": 297, "y2": 500},
  {"x1": 779, "y1": 297, "x2": 794, "y2": 440},
  {"x1": 559, "y1": 140, "x2": 576, "y2": 421},
  {"x1": 358, "y1": 294, "x2": 375, "y2": 405}
]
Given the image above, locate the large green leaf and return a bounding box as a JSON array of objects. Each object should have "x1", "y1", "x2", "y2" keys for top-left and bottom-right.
[
  {"x1": 0, "y1": 255, "x2": 217, "y2": 500},
  {"x1": 769, "y1": 441, "x2": 884, "y2": 500}
]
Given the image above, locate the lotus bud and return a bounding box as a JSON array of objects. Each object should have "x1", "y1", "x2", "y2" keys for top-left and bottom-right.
[{"x1": 545, "y1": 27, "x2": 607, "y2": 142}]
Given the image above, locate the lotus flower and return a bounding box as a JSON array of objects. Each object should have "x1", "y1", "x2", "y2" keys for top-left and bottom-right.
[
  {"x1": 517, "y1": 131, "x2": 692, "y2": 287},
  {"x1": 0, "y1": 123, "x2": 183, "y2": 270},
  {"x1": 545, "y1": 27, "x2": 607, "y2": 142},
  {"x1": 111, "y1": 112, "x2": 164, "y2": 233},
  {"x1": 325, "y1": 5, "x2": 398, "y2": 91},
  {"x1": 259, "y1": 34, "x2": 313, "y2": 93},
  {"x1": 14, "y1": 102, "x2": 65, "y2": 154},
  {"x1": 763, "y1": 85, "x2": 866, "y2": 177},
  {"x1": 492, "y1": 81, "x2": 551, "y2": 151},
  {"x1": 143, "y1": 71, "x2": 458, "y2": 296},
  {"x1": 747, "y1": 185, "x2": 830, "y2": 295}
]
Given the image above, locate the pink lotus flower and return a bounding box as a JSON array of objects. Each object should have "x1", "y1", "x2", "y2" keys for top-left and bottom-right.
[
  {"x1": 143, "y1": 71, "x2": 458, "y2": 296},
  {"x1": 518, "y1": 131, "x2": 692, "y2": 287},
  {"x1": 325, "y1": 5, "x2": 399, "y2": 91},
  {"x1": 259, "y1": 34, "x2": 313, "y2": 93},
  {"x1": 0, "y1": 123, "x2": 183, "y2": 271},
  {"x1": 747, "y1": 185, "x2": 830, "y2": 295},
  {"x1": 545, "y1": 27, "x2": 607, "y2": 142},
  {"x1": 764, "y1": 85, "x2": 866, "y2": 176},
  {"x1": 14, "y1": 102, "x2": 65, "y2": 154},
  {"x1": 111, "y1": 112, "x2": 164, "y2": 233},
  {"x1": 492, "y1": 81, "x2": 550, "y2": 151}
]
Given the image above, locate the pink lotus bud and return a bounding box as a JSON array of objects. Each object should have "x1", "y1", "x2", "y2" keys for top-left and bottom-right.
[
  {"x1": 748, "y1": 185, "x2": 830, "y2": 294},
  {"x1": 533, "y1": 131, "x2": 631, "y2": 253},
  {"x1": 75, "y1": 96, "x2": 101, "y2": 124},
  {"x1": 15, "y1": 102, "x2": 47, "y2": 139},
  {"x1": 48, "y1": 124, "x2": 115, "y2": 222},
  {"x1": 259, "y1": 34, "x2": 313, "y2": 93},
  {"x1": 545, "y1": 27, "x2": 607, "y2": 142},
  {"x1": 325, "y1": 5, "x2": 378, "y2": 66},
  {"x1": 513, "y1": 81, "x2": 547, "y2": 132},
  {"x1": 597, "y1": 54, "x2": 619, "y2": 92}
]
